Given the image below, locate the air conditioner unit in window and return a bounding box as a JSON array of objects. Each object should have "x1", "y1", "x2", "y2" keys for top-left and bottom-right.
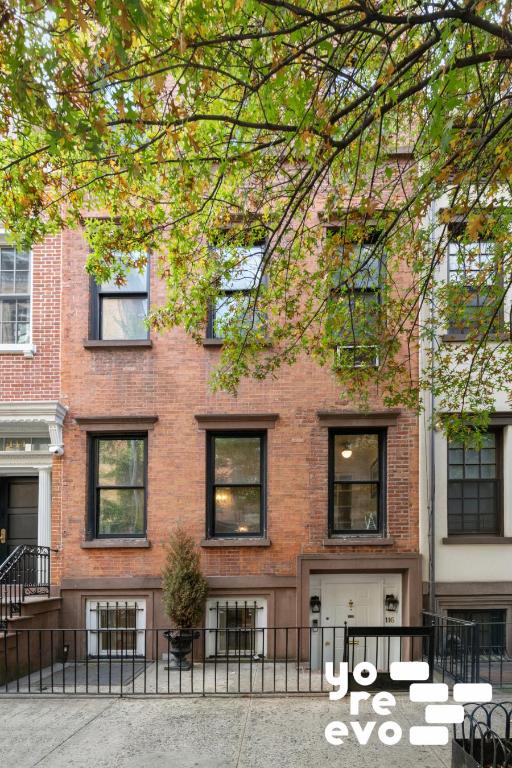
[{"x1": 335, "y1": 344, "x2": 379, "y2": 369}]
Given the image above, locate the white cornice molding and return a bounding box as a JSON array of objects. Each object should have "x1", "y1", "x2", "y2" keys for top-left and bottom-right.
[
  {"x1": 0, "y1": 401, "x2": 67, "y2": 454},
  {"x1": 0, "y1": 452, "x2": 52, "y2": 472}
]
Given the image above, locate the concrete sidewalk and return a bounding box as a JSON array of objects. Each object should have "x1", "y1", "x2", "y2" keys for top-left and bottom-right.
[{"x1": 0, "y1": 695, "x2": 452, "y2": 768}]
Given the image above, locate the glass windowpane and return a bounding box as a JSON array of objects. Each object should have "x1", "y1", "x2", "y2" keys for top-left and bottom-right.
[
  {"x1": 218, "y1": 245, "x2": 263, "y2": 291},
  {"x1": 334, "y1": 433, "x2": 379, "y2": 482},
  {"x1": 101, "y1": 296, "x2": 148, "y2": 340},
  {"x1": 0, "y1": 248, "x2": 15, "y2": 270},
  {"x1": 15, "y1": 271, "x2": 29, "y2": 293},
  {"x1": 214, "y1": 437, "x2": 260, "y2": 484},
  {"x1": 97, "y1": 438, "x2": 145, "y2": 486},
  {"x1": 99, "y1": 263, "x2": 147, "y2": 293},
  {"x1": 98, "y1": 488, "x2": 145, "y2": 536},
  {"x1": 333, "y1": 483, "x2": 378, "y2": 531},
  {"x1": 214, "y1": 486, "x2": 261, "y2": 535}
]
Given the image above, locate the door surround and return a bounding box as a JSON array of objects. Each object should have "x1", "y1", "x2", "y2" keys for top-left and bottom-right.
[{"x1": 297, "y1": 552, "x2": 422, "y2": 629}]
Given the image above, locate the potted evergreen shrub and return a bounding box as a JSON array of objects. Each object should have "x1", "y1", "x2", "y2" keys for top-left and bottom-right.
[{"x1": 162, "y1": 527, "x2": 208, "y2": 670}]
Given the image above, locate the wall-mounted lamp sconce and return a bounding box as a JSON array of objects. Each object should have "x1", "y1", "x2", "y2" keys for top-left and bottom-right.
[
  {"x1": 310, "y1": 595, "x2": 321, "y2": 614},
  {"x1": 385, "y1": 594, "x2": 399, "y2": 613}
]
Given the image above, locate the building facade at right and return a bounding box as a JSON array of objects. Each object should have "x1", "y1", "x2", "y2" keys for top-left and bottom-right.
[{"x1": 420, "y1": 197, "x2": 512, "y2": 654}]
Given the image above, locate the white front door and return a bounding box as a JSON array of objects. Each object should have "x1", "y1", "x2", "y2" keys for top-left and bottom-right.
[{"x1": 321, "y1": 581, "x2": 382, "y2": 667}]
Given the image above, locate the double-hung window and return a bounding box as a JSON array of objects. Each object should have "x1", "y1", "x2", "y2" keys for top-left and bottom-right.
[
  {"x1": 92, "y1": 261, "x2": 149, "y2": 341},
  {"x1": 208, "y1": 242, "x2": 265, "y2": 339},
  {"x1": 447, "y1": 232, "x2": 501, "y2": 335},
  {"x1": 89, "y1": 435, "x2": 147, "y2": 538},
  {"x1": 329, "y1": 429, "x2": 385, "y2": 535},
  {"x1": 0, "y1": 245, "x2": 30, "y2": 345},
  {"x1": 207, "y1": 432, "x2": 266, "y2": 538},
  {"x1": 332, "y1": 237, "x2": 383, "y2": 368},
  {"x1": 447, "y1": 430, "x2": 501, "y2": 535}
]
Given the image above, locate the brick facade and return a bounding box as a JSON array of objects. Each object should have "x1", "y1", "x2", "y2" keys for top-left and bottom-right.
[{"x1": 55, "y1": 226, "x2": 421, "y2": 629}]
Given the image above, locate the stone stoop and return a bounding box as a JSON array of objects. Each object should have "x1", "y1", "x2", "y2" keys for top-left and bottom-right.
[{"x1": 1, "y1": 595, "x2": 62, "y2": 632}]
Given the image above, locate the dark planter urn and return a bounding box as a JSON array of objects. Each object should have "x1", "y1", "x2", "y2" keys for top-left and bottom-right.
[{"x1": 163, "y1": 629, "x2": 199, "y2": 670}]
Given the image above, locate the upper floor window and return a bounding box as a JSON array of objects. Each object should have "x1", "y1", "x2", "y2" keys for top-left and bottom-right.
[
  {"x1": 447, "y1": 233, "x2": 501, "y2": 335},
  {"x1": 208, "y1": 242, "x2": 265, "y2": 339},
  {"x1": 207, "y1": 431, "x2": 266, "y2": 538},
  {"x1": 329, "y1": 430, "x2": 385, "y2": 535},
  {"x1": 0, "y1": 246, "x2": 30, "y2": 344},
  {"x1": 91, "y1": 262, "x2": 149, "y2": 341},
  {"x1": 448, "y1": 430, "x2": 501, "y2": 535},
  {"x1": 331, "y1": 237, "x2": 383, "y2": 368},
  {"x1": 88, "y1": 435, "x2": 147, "y2": 538}
]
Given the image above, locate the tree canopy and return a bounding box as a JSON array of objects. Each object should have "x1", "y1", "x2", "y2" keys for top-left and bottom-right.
[{"x1": 1, "y1": 1, "x2": 512, "y2": 438}]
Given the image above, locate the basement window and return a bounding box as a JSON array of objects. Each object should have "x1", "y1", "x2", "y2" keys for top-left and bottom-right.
[
  {"x1": 86, "y1": 599, "x2": 146, "y2": 657},
  {"x1": 206, "y1": 598, "x2": 267, "y2": 658}
]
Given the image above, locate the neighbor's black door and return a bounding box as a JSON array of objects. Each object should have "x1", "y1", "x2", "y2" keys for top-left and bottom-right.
[{"x1": 0, "y1": 477, "x2": 38, "y2": 563}]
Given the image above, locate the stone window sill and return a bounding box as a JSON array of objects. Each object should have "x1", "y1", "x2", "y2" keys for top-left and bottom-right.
[
  {"x1": 323, "y1": 537, "x2": 394, "y2": 546},
  {"x1": 83, "y1": 339, "x2": 152, "y2": 350},
  {"x1": 0, "y1": 343, "x2": 36, "y2": 357},
  {"x1": 442, "y1": 536, "x2": 512, "y2": 545},
  {"x1": 81, "y1": 539, "x2": 151, "y2": 549},
  {"x1": 202, "y1": 338, "x2": 223, "y2": 348},
  {"x1": 441, "y1": 333, "x2": 509, "y2": 343},
  {"x1": 200, "y1": 538, "x2": 271, "y2": 548}
]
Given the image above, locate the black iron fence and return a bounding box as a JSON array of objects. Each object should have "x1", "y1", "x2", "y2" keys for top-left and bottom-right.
[
  {"x1": 424, "y1": 612, "x2": 512, "y2": 688},
  {"x1": 452, "y1": 702, "x2": 512, "y2": 768},
  {"x1": 0, "y1": 624, "x2": 435, "y2": 696},
  {"x1": 0, "y1": 546, "x2": 52, "y2": 629}
]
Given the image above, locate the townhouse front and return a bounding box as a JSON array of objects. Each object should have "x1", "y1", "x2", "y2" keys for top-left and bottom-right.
[
  {"x1": 420, "y1": 201, "x2": 512, "y2": 656},
  {"x1": 53, "y1": 224, "x2": 421, "y2": 664},
  {"x1": 0, "y1": 229, "x2": 66, "y2": 588}
]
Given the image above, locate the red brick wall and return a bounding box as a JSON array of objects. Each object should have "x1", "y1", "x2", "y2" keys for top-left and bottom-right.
[
  {"x1": 57, "y1": 227, "x2": 419, "y2": 584},
  {"x1": 0, "y1": 235, "x2": 61, "y2": 401}
]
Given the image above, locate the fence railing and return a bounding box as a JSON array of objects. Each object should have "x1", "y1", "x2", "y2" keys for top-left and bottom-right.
[
  {"x1": 0, "y1": 624, "x2": 434, "y2": 695},
  {"x1": 424, "y1": 613, "x2": 512, "y2": 688},
  {"x1": 453, "y1": 702, "x2": 512, "y2": 768},
  {"x1": 0, "y1": 546, "x2": 52, "y2": 629},
  {"x1": 473, "y1": 622, "x2": 512, "y2": 689},
  {"x1": 423, "y1": 611, "x2": 480, "y2": 683}
]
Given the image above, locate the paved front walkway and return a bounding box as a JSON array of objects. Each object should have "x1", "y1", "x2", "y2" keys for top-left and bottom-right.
[{"x1": 0, "y1": 694, "x2": 452, "y2": 767}]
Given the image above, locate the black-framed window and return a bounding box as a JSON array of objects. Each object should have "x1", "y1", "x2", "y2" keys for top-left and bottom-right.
[
  {"x1": 0, "y1": 245, "x2": 30, "y2": 344},
  {"x1": 447, "y1": 430, "x2": 501, "y2": 535},
  {"x1": 330, "y1": 234, "x2": 384, "y2": 368},
  {"x1": 91, "y1": 262, "x2": 149, "y2": 340},
  {"x1": 329, "y1": 429, "x2": 385, "y2": 535},
  {"x1": 447, "y1": 231, "x2": 501, "y2": 335},
  {"x1": 206, "y1": 431, "x2": 266, "y2": 538},
  {"x1": 88, "y1": 435, "x2": 147, "y2": 538},
  {"x1": 208, "y1": 243, "x2": 265, "y2": 339}
]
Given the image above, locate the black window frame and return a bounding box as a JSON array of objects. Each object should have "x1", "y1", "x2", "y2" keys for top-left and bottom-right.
[
  {"x1": 90, "y1": 260, "x2": 150, "y2": 341},
  {"x1": 206, "y1": 430, "x2": 267, "y2": 539},
  {"x1": 447, "y1": 427, "x2": 502, "y2": 536},
  {"x1": 328, "y1": 427, "x2": 386, "y2": 537},
  {"x1": 328, "y1": 228, "x2": 384, "y2": 368},
  {"x1": 207, "y1": 238, "x2": 266, "y2": 340},
  {"x1": 87, "y1": 432, "x2": 148, "y2": 540}
]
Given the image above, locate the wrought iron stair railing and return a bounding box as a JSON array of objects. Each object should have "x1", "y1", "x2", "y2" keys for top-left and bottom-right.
[{"x1": 0, "y1": 545, "x2": 51, "y2": 629}]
